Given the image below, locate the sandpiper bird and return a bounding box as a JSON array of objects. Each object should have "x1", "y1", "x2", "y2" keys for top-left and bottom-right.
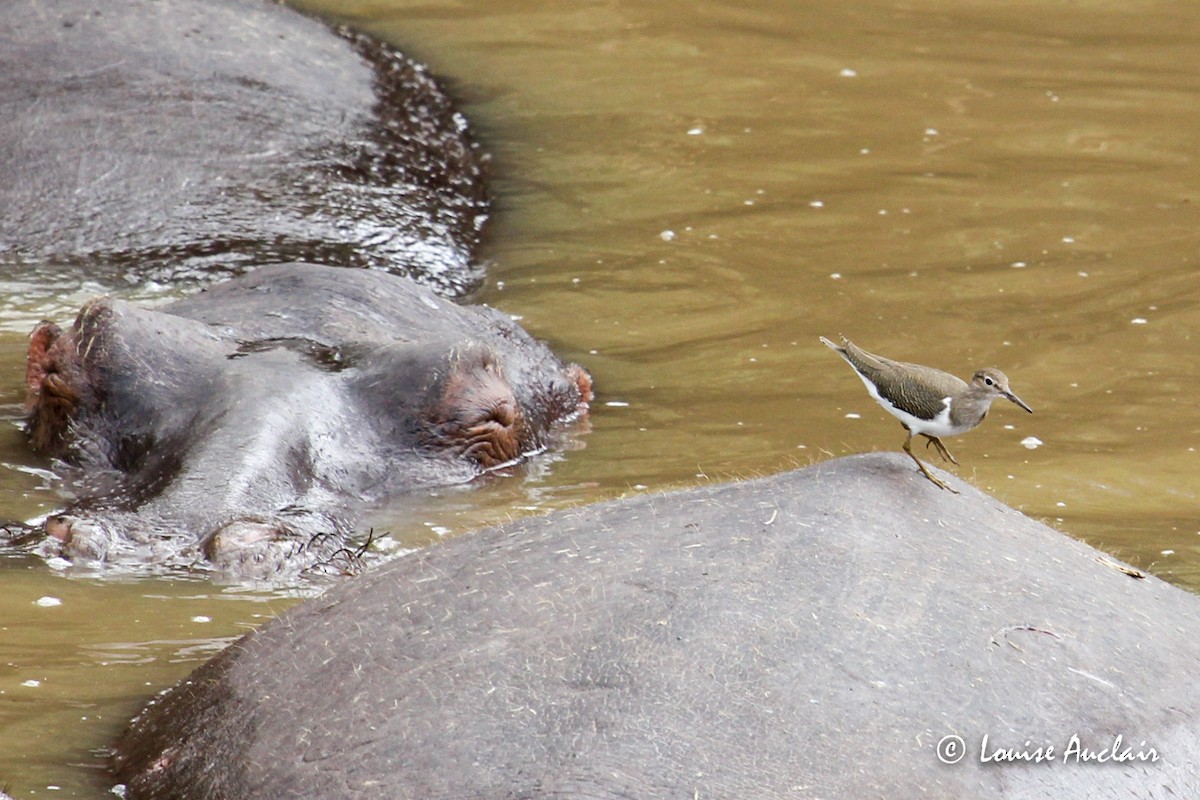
[{"x1": 820, "y1": 335, "x2": 1033, "y2": 492}]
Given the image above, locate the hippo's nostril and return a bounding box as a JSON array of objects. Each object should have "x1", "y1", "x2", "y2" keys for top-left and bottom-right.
[
  {"x1": 204, "y1": 519, "x2": 287, "y2": 560},
  {"x1": 45, "y1": 515, "x2": 73, "y2": 543},
  {"x1": 202, "y1": 518, "x2": 310, "y2": 576},
  {"x1": 42, "y1": 515, "x2": 116, "y2": 561}
]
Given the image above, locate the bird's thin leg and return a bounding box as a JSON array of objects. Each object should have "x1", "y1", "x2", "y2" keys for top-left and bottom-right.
[
  {"x1": 903, "y1": 430, "x2": 958, "y2": 493},
  {"x1": 921, "y1": 434, "x2": 958, "y2": 465}
]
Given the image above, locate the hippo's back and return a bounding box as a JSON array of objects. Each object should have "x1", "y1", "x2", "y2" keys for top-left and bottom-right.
[
  {"x1": 113, "y1": 455, "x2": 1200, "y2": 798},
  {"x1": 0, "y1": 0, "x2": 488, "y2": 295}
]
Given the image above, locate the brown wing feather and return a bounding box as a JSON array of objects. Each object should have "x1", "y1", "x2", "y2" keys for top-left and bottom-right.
[{"x1": 834, "y1": 339, "x2": 968, "y2": 421}]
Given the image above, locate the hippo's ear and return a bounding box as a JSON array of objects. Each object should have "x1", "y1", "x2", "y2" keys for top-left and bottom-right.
[
  {"x1": 25, "y1": 321, "x2": 82, "y2": 453},
  {"x1": 420, "y1": 347, "x2": 528, "y2": 470}
]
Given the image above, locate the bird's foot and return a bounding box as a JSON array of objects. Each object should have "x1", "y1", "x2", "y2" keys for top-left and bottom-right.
[
  {"x1": 923, "y1": 435, "x2": 959, "y2": 465},
  {"x1": 915, "y1": 463, "x2": 959, "y2": 493},
  {"x1": 904, "y1": 444, "x2": 959, "y2": 493}
]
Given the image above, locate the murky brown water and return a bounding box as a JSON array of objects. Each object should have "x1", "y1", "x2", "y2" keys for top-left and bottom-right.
[{"x1": 3, "y1": 0, "x2": 1200, "y2": 794}]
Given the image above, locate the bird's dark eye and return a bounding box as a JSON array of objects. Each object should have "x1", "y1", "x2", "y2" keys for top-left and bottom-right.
[{"x1": 985, "y1": 377, "x2": 994, "y2": 386}]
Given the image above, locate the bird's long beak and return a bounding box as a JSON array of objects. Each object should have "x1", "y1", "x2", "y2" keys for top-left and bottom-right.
[{"x1": 1005, "y1": 391, "x2": 1033, "y2": 414}]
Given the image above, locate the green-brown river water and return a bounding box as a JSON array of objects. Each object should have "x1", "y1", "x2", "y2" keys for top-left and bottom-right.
[{"x1": 2, "y1": 0, "x2": 1199, "y2": 794}]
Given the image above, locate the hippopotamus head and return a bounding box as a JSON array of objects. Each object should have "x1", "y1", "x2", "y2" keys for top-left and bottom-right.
[{"x1": 24, "y1": 264, "x2": 591, "y2": 579}]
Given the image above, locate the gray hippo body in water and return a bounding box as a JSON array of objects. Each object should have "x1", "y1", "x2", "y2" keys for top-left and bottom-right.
[
  {"x1": 1, "y1": 0, "x2": 486, "y2": 296},
  {"x1": 25, "y1": 263, "x2": 590, "y2": 577},
  {"x1": 113, "y1": 454, "x2": 1200, "y2": 798},
  {"x1": 6, "y1": 0, "x2": 592, "y2": 576}
]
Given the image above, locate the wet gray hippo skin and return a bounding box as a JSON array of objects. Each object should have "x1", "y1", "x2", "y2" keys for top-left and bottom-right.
[
  {"x1": 1, "y1": 0, "x2": 487, "y2": 296},
  {"x1": 112, "y1": 454, "x2": 1200, "y2": 798},
  {"x1": 25, "y1": 264, "x2": 591, "y2": 577},
  {"x1": 8, "y1": 0, "x2": 592, "y2": 576}
]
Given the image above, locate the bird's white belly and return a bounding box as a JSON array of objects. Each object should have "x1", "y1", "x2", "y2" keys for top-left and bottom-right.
[{"x1": 853, "y1": 371, "x2": 967, "y2": 438}]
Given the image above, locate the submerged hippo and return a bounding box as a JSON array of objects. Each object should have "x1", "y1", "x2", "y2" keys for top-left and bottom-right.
[
  {"x1": 1, "y1": 0, "x2": 487, "y2": 296},
  {"x1": 113, "y1": 454, "x2": 1200, "y2": 798},
  {"x1": 25, "y1": 264, "x2": 591, "y2": 577}
]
